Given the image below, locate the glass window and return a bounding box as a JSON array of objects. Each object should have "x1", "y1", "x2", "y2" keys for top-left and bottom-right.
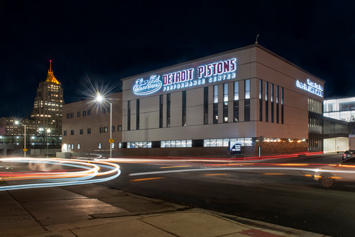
[
  {"x1": 127, "y1": 101, "x2": 131, "y2": 131},
  {"x1": 77, "y1": 112, "x2": 81, "y2": 117},
  {"x1": 112, "y1": 143, "x2": 115, "y2": 149},
  {"x1": 83, "y1": 111, "x2": 86, "y2": 116},
  {"x1": 223, "y1": 84, "x2": 228, "y2": 102},
  {"x1": 64, "y1": 131, "x2": 67, "y2": 136},
  {"x1": 245, "y1": 80, "x2": 250, "y2": 99},
  {"x1": 102, "y1": 107, "x2": 106, "y2": 113},
  {"x1": 112, "y1": 126, "x2": 115, "y2": 132},
  {"x1": 98, "y1": 143, "x2": 102, "y2": 149},
  {"x1": 88, "y1": 110, "x2": 91, "y2": 116},
  {"x1": 80, "y1": 129, "x2": 83, "y2": 135},
  {"x1": 204, "y1": 87, "x2": 208, "y2": 125},
  {"x1": 213, "y1": 85, "x2": 218, "y2": 103},
  {"x1": 136, "y1": 99, "x2": 140, "y2": 130},
  {"x1": 71, "y1": 130, "x2": 74, "y2": 135},
  {"x1": 77, "y1": 144, "x2": 80, "y2": 149},
  {"x1": 265, "y1": 82, "x2": 268, "y2": 101},
  {"x1": 259, "y1": 80, "x2": 262, "y2": 99},
  {"x1": 104, "y1": 127, "x2": 108, "y2": 133},
  {"x1": 118, "y1": 125, "x2": 122, "y2": 132},
  {"x1": 118, "y1": 142, "x2": 122, "y2": 148},
  {"x1": 71, "y1": 113, "x2": 74, "y2": 118},
  {"x1": 87, "y1": 128, "x2": 91, "y2": 134},
  {"x1": 234, "y1": 82, "x2": 239, "y2": 101},
  {"x1": 159, "y1": 95, "x2": 163, "y2": 128}
]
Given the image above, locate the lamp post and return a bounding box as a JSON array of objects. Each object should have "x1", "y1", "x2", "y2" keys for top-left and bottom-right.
[
  {"x1": 46, "y1": 129, "x2": 51, "y2": 158},
  {"x1": 15, "y1": 121, "x2": 27, "y2": 157},
  {"x1": 95, "y1": 93, "x2": 113, "y2": 158}
]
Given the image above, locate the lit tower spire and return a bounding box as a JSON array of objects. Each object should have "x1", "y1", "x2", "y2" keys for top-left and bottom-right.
[{"x1": 49, "y1": 60, "x2": 52, "y2": 72}]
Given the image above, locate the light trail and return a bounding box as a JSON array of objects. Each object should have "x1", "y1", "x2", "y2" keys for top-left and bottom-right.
[
  {"x1": 0, "y1": 157, "x2": 121, "y2": 191},
  {"x1": 129, "y1": 166, "x2": 355, "y2": 176}
]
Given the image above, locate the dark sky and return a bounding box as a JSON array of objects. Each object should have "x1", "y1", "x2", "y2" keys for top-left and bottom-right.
[{"x1": 0, "y1": 0, "x2": 354, "y2": 118}]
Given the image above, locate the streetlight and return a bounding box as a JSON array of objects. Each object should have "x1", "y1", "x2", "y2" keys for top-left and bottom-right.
[
  {"x1": 15, "y1": 120, "x2": 27, "y2": 157},
  {"x1": 95, "y1": 93, "x2": 113, "y2": 158},
  {"x1": 46, "y1": 128, "x2": 51, "y2": 158}
]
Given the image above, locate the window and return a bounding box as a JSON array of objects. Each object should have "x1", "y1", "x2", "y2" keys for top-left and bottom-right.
[
  {"x1": 245, "y1": 80, "x2": 250, "y2": 99},
  {"x1": 104, "y1": 127, "x2": 108, "y2": 133},
  {"x1": 213, "y1": 85, "x2": 218, "y2": 124},
  {"x1": 80, "y1": 129, "x2": 83, "y2": 135},
  {"x1": 159, "y1": 95, "x2": 163, "y2": 128},
  {"x1": 223, "y1": 83, "x2": 228, "y2": 123},
  {"x1": 71, "y1": 113, "x2": 74, "y2": 118},
  {"x1": 234, "y1": 82, "x2": 239, "y2": 122},
  {"x1": 111, "y1": 143, "x2": 115, "y2": 149},
  {"x1": 88, "y1": 110, "x2": 91, "y2": 116},
  {"x1": 83, "y1": 111, "x2": 86, "y2": 116},
  {"x1": 127, "y1": 101, "x2": 131, "y2": 131},
  {"x1": 136, "y1": 99, "x2": 140, "y2": 130},
  {"x1": 281, "y1": 87, "x2": 284, "y2": 124},
  {"x1": 259, "y1": 80, "x2": 262, "y2": 121},
  {"x1": 64, "y1": 131, "x2": 67, "y2": 136},
  {"x1": 99, "y1": 127, "x2": 103, "y2": 133},
  {"x1": 102, "y1": 107, "x2": 106, "y2": 113},
  {"x1": 182, "y1": 91, "x2": 186, "y2": 126},
  {"x1": 265, "y1": 82, "x2": 268, "y2": 122},
  {"x1": 118, "y1": 125, "x2": 122, "y2": 132},
  {"x1": 87, "y1": 128, "x2": 91, "y2": 134},
  {"x1": 71, "y1": 130, "x2": 74, "y2": 135},
  {"x1": 244, "y1": 80, "x2": 250, "y2": 121},
  {"x1": 167, "y1": 93, "x2": 171, "y2": 127},
  {"x1": 271, "y1": 84, "x2": 274, "y2": 123},
  {"x1": 112, "y1": 126, "x2": 115, "y2": 132},
  {"x1": 77, "y1": 112, "x2": 81, "y2": 117},
  {"x1": 204, "y1": 87, "x2": 208, "y2": 125},
  {"x1": 98, "y1": 143, "x2": 102, "y2": 149},
  {"x1": 118, "y1": 142, "x2": 122, "y2": 148},
  {"x1": 276, "y1": 85, "x2": 279, "y2": 123},
  {"x1": 77, "y1": 144, "x2": 80, "y2": 149},
  {"x1": 67, "y1": 113, "x2": 70, "y2": 119}
]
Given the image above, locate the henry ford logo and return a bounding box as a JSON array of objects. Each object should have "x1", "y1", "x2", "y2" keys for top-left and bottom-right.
[{"x1": 132, "y1": 75, "x2": 163, "y2": 96}]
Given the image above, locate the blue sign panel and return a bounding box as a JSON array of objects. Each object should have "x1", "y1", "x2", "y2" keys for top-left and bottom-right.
[
  {"x1": 296, "y1": 79, "x2": 323, "y2": 97},
  {"x1": 229, "y1": 141, "x2": 241, "y2": 154},
  {"x1": 132, "y1": 58, "x2": 237, "y2": 96},
  {"x1": 132, "y1": 75, "x2": 163, "y2": 96}
]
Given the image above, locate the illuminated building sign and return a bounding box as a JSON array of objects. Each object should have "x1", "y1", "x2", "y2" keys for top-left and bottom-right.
[
  {"x1": 132, "y1": 75, "x2": 162, "y2": 96},
  {"x1": 296, "y1": 79, "x2": 323, "y2": 97},
  {"x1": 132, "y1": 58, "x2": 237, "y2": 95}
]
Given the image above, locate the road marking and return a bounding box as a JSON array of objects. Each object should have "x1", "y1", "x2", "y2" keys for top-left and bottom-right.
[{"x1": 131, "y1": 177, "x2": 165, "y2": 182}]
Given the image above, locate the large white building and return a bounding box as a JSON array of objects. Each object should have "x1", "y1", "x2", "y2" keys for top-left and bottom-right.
[{"x1": 119, "y1": 44, "x2": 325, "y2": 157}]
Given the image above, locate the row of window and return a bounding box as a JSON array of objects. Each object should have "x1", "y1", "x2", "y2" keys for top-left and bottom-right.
[
  {"x1": 67, "y1": 110, "x2": 91, "y2": 119},
  {"x1": 127, "y1": 80, "x2": 255, "y2": 131},
  {"x1": 63, "y1": 125, "x2": 122, "y2": 136},
  {"x1": 259, "y1": 80, "x2": 284, "y2": 124},
  {"x1": 204, "y1": 138, "x2": 253, "y2": 147}
]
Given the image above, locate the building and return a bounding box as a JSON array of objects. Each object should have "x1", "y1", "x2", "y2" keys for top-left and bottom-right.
[
  {"x1": 31, "y1": 60, "x2": 64, "y2": 136},
  {"x1": 118, "y1": 44, "x2": 325, "y2": 157},
  {"x1": 324, "y1": 97, "x2": 355, "y2": 122},
  {"x1": 61, "y1": 92, "x2": 122, "y2": 154}
]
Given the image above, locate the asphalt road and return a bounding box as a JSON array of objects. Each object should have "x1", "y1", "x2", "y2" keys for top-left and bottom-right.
[{"x1": 104, "y1": 153, "x2": 355, "y2": 237}]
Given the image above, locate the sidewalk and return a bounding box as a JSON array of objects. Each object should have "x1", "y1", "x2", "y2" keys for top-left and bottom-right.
[{"x1": 0, "y1": 184, "x2": 329, "y2": 237}]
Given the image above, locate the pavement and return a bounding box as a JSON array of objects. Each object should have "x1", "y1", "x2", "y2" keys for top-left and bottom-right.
[{"x1": 0, "y1": 183, "x2": 329, "y2": 237}]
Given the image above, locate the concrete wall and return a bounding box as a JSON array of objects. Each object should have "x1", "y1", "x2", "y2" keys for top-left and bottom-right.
[{"x1": 62, "y1": 92, "x2": 122, "y2": 153}]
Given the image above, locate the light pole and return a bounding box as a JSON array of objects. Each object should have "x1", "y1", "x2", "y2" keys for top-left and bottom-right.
[
  {"x1": 15, "y1": 121, "x2": 27, "y2": 157},
  {"x1": 95, "y1": 93, "x2": 113, "y2": 158},
  {"x1": 46, "y1": 129, "x2": 51, "y2": 158}
]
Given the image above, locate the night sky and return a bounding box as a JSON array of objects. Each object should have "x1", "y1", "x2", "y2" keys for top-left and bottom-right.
[{"x1": 1, "y1": 0, "x2": 354, "y2": 118}]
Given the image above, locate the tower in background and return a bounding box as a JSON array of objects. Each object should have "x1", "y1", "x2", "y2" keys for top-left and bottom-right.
[{"x1": 31, "y1": 60, "x2": 64, "y2": 136}]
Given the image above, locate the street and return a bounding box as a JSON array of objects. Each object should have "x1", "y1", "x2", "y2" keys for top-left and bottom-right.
[{"x1": 103, "y1": 153, "x2": 355, "y2": 237}]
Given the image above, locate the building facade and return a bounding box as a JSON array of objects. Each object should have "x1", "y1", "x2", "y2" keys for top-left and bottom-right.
[
  {"x1": 119, "y1": 44, "x2": 325, "y2": 157},
  {"x1": 31, "y1": 61, "x2": 64, "y2": 136},
  {"x1": 61, "y1": 92, "x2": 122, "y2": 153},
  {"x1": 324, "y1": 97, "x2": 355, "y2": 122}
]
